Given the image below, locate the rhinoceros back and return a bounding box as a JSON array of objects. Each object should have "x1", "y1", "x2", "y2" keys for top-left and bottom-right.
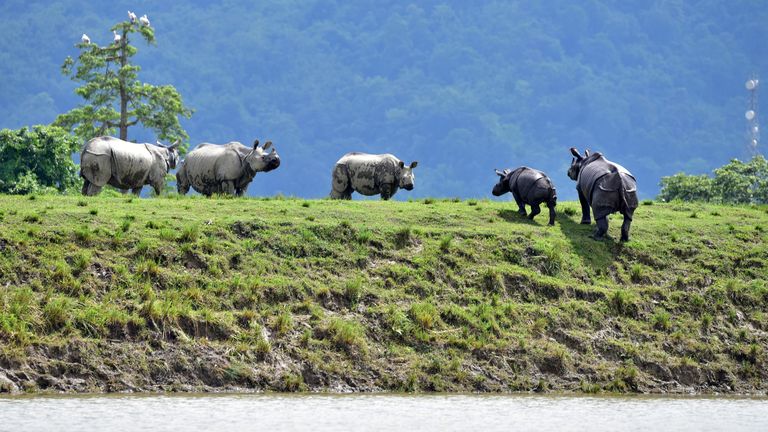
[
  {"x1": 337, "y1": 153, "x2": 400, "y2": 196},
  {"x1": 81, "y1": 137, "x2": 155, "y2": 187},
  {"x1": 580, "y1": 155, "x2": 637, "y2": 211},
  {"x1": 509, "y1": 167, "x2": 552, "y2": 202},
  {"x1": 183, "y1": 142, "x2": 249, "y2": 189}
]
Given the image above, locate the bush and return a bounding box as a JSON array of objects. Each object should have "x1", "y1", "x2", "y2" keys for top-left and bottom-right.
[
  {"x1": 0, "y1": 125, "x2": 81, "y2": 194},
  {"x1": 659, "y1": 156, "x2": 768, "y2": 204}
]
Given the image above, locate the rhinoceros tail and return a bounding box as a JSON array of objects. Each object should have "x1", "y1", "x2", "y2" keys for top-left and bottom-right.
[{"x1": 618, "y1": 173, "x2": 638, "y2": 219}]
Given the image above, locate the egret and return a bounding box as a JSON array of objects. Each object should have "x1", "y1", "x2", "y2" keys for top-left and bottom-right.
[
  {"x1": 139, "y1": 14, "x2": 150, "y2": 27},
  {"x1": 113, "y1": 30, "x2": 121, "y2": 44},
  {"x1": 81, "y1": 34, "x2": 90, "y2": 44},
  {"x1": 128, "y1": 11, "x2": 137, "y2": 23}
]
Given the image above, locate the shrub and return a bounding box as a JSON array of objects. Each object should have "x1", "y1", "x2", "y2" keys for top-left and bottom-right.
[
  {"x1": 409, "y1": 302, "x2": 440, "y2": 331},
  {"x1": 43, "y1": 296, "x2": 74, "y2": 331},
  {"x1": 179, "y1": 224, "x2": 199, "y2": 243},
  {"x1": 344, "y1": 277, "x2": 364, "y2": 305},
  {"x1": 438, "y1": 234, "x2": 453, "y2": 252},
  {"x1": 651, "y1": 309, "x2": 671, "y2": 331},
  {"x1": 22, "y1": 213, "x2": 41, "y2": 223},
  {"x1": 609, "y1": 289, "x2": 637, "y2": 317},
  {"x1": 0, "y1": 125, "x2": 81, "y2": 194},
  {"x1": 271, "y1": 309, "x2": 294, "y2": 336},
  {"x1": 394, "y1": 226, "x2": 412, "y2": 248},
  {"x1": 324, "y1": 317, "x2": 367, "y2": 353},
  {"x1": 629, "y1": 264, "x2": 644, "y2": 283},
  {"x1": 72, "y1": 251, "x2": 91, "y2": 275},
  {"x1": 74, "y1": 226, "x2": 93, "y2": 243}
]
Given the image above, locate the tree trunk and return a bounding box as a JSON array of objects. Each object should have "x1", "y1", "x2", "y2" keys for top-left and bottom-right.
[{"x1": 118, "y1": 28, "x2": 128, "y2": 141}]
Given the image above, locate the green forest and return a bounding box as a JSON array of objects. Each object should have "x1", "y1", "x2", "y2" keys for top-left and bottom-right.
[{"x1": 0, "y1": 0, "x2": 766, "y2": 199}]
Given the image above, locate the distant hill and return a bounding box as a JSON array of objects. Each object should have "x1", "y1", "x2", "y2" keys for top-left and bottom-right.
[{"x1": 0, "y1": 0, "x2": 766, "y2": 199}]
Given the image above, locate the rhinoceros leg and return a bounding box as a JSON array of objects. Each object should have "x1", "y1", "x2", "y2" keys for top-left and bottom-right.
[
  {"x1": 81, "y1": 179, "x2": 91, "y2": 196},
  {"x1": 592, "y1": 217, "x2": 609, "y2": 240},
  {"x1": 85, "y1": 183, "x2": 103, "y2": 196},
  {"x1": 221, "y1": 180, "x2": 236, "y2": 195},
  {"x1": 528, "y1": 203, "x2": 541, "y2": 220},
  {"x1": 620, "y1": 217, "x2": 632, "y2": 242},
  {"x1": 131, "y1": 187, "x2": 143, "y2": 196},
  {"x1": 577, "y1": 187, "x2": 591, "y2": 224},
  {"x1": 547, "y1": 201, "x2": 556, "y2": 226},
  {"x1": 620, "y1": 209, "x2": 634, "y2": 242},
  {"x1": 512, "y1": 191, "x2": 527, "y2": 216}
]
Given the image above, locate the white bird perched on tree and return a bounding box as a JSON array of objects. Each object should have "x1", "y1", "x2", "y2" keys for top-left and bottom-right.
[
  {"x1": 113, "y1": 30, "x2": 121, "y2": 44},
  {"x1": 139, "y1": 14, "x2": 150, "y2": 27},
  {"x1": 81, "y1": 33, "x2": 90, "y2": 44},
  {"x1": 128, "y1": 11, "x2": 137, "y2": 23}
]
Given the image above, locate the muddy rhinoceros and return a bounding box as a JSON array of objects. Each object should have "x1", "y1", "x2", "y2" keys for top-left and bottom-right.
[
  {"x1": 492, "y1": 167, "x2": 557, "y2": 225},
  {"x1": 176, "y1": 140, "x2": 280, "y2": 196},
  {"x1": 330, "y1": 152, "x2": 418, "y2": 200},
  {"x1": 80, "y1": 136, "x2": 179, "y2": 196},
  {"x1": 568, "y1": 148, "x2": 638, "y2": 241}
]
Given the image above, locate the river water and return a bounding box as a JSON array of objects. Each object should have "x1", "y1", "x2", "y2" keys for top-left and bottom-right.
[{"x1": 0, "y1": 393, "x2": 766, "y2": 432}]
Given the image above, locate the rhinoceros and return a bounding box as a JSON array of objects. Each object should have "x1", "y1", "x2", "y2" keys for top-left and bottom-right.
[
  {"x1": 492, "y1": 167, "x2": 557, "y2": 225},
  {"x1": 80, "y1": 136, "x2": 179, "y2": 196},
  {"x1": 567, "y1": 148, "x2": 638, "y2": 241},
  {"x1": 176, "y1": 140, "x2": 280, "y2": 196},
  {"x1": 330, "y1": 152, "x2": 418, "y2": 200}
]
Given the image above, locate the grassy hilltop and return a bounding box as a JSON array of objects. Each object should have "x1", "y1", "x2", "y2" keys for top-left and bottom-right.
[{"x1": 0, "y1": 195, "x2": 766, "y2": 394}]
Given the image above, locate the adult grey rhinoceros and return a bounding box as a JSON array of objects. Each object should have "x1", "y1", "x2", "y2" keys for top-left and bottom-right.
[
  {"x1": 330, "y1": 152, "x2": 418, "y2": 200},
  {"x1": 176, "y1": 140, "x2": 280, "y2": 196},
  {"x1": 492, "y1": 167, "x2": 557, "y2": 225},
  {"x1": 80, "y1": 136, "x2": 180, "y2": 196},
  {"x1": 568, "y1": 148, "x2": 638, "y2": 241}
]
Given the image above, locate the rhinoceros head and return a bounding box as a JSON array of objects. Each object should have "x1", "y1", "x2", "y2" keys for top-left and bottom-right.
[
  {"x1": 567, "y1": 148, "x2": 591, "y2": 181},
  {"x1": 491, "y1": 168, "x2": 512, "y2": 196},
  {"x1": 244, "y1": 140, "x2": 281, "y2": 173},
  {"x1": 158, "y1": 140, "x2": 180, "y2": 170},
  {"x1": 398, "y1": 160, "x2": 418, "y2": 191}
]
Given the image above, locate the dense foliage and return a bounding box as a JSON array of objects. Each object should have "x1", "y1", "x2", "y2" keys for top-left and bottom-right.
[
  {"x1": 0, "y1": 1, "x2": 766, "y2": 198},
  {"x1": 53, "y1": 18, "x2": 192, "y2": 151},
  {"x1": 659, "y1": 156, "x2": 768, "y2": 204},
  {"x1": 0, "y1": 125, "x2": 81, "y2": 194}
]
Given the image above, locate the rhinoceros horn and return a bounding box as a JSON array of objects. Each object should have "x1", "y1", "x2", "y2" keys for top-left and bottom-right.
[
  {"x1": 494, "y1": 169, "x2": 504, "y2": 177},
  {"x1": 169, "y1": 140, "x2": 180, "y2": 149}
]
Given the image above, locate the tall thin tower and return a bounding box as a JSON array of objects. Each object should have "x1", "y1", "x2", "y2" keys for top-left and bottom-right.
[{"x1": 745, "y1": 75, "x2": 760, "y2": 156}]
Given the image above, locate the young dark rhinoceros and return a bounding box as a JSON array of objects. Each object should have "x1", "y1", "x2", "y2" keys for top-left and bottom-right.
[
  {"x1": 330, "y1": 152, "x2": 418, "y2": 200},
  {"x1": 492, "y1": 167, "x2": 557, "y2": 225},
  {"x1": 567, "y1": 148, "x2": 638, "y2": 241}
]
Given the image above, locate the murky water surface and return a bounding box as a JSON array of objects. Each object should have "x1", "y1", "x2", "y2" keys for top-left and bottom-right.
[{"x1": 1, "y1": 393, "x2": 766, "y2": 431}]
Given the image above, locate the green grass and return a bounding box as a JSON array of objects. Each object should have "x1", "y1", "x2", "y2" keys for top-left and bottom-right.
[{"x1": 0, "y1": 195, "x2": 766, "y2": 394}]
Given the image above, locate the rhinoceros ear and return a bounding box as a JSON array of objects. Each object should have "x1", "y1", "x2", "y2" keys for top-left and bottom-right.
[
  {"x1": 252, "y1": 139, "x2": 260, "y2": 148},
  {"x1": 570, "y1": 147, "x2": 583, "y2": 159},
  {"x1": 410, "y1": 161, "x2": 418, "y2": 169},
  {"x1": 262, "y1": 141, "x2": 272, "y2": 151},
  {"x1": 398, "y1": 161, "x2": 405, "y2": 168},
  {"x1": 584, "y1": 149, "x2": 590, "y2": 157}
]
